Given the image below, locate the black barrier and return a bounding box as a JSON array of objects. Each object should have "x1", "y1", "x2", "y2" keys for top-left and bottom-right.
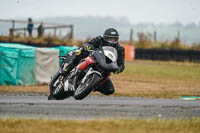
[
  {"x1": 142, "y1": 49, "x2": 153, "y2": 60},
  {"x1": 189, "y1": 50, "x2": 200, "y2": 62},
  {"x1": 152, "y1": 49, "x2": 170, "y2": 61},
  {"x1": 135, "y1": 49, "x2": 153, "y2": 60},
  {"x1": 170, "y1": 50, "x2": 190, "y2": 62},
  {"x1": 135, "y1": 48, "x2": 200, "y2": 62}
]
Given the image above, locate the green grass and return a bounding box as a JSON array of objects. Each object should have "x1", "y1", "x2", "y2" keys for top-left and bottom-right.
[
  {"x1": 124, "y1": 61, "x2": 200, "y2": 81},
  {"x1": 0, "y1": 118, "x2": 200, "y2": 133}
]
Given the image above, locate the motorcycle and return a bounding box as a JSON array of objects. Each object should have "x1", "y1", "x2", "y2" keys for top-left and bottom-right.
[{"x1": 48, "y1": 46, "x2": 118, "y2": 100}]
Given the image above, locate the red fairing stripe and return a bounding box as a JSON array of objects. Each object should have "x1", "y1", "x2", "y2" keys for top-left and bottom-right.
[
  {"x1": 85, "y1": 56, "x2": 95, "y2": 64},
  {"x1": 77, "y1": 61, "x2": 87, "y2": 70},
  {"x1": 77, "y1": 56, "x2": 94, "y2": 70}
]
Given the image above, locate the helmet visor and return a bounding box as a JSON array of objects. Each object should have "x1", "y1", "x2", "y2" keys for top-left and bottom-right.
[{"x1": 105, "y1": 37, "x2": 118, "y2": 44}]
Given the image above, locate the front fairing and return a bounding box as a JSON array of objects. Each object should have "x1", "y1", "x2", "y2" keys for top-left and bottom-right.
[
  {"x1": 102, "y1": 46, "x2": 118, "y2": 62},
  {"x1": 92, "y1": 46, "x2": 118, "y2": 72}
]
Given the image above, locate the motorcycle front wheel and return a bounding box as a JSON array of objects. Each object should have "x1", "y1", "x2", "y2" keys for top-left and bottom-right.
[
  {"x1": 49, "y1": 72, "x2": 72, "y2": 100},
  {"x1": 74, "y1": 73, "x2": 101, "y2": 100}
]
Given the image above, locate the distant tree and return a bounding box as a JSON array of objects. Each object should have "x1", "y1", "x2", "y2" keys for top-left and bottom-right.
[
  {"x1": 135, "y1": 32, "x2": 153, "y2": 48},
  {"x1": 169, "y1": 37, "x2": 182, "y2": 49},
  {"x1": 169, "y1": 21, "x2": 183, "y2": 27}
]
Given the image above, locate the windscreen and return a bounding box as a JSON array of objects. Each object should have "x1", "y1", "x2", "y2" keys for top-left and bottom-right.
[{"x1": 102, "y1": 46, "x2": 118, "y2": 62}]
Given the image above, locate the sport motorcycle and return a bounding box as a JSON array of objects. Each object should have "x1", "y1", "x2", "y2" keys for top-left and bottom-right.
[{"x1": 49, "y1": 46, "x2": 118, "y2": 100}]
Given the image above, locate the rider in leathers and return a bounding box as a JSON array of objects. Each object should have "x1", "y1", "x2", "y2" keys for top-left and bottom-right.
[{"x1": 63, "y1": 28, "x2": 125, "y2": 95}]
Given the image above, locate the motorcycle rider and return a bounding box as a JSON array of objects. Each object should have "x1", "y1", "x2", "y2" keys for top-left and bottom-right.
[{"x1": 62, "y1": 28, "x2": 125, "y2": 95}]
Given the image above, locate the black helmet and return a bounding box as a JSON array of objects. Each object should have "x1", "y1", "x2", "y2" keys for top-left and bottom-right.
[{"x1": 103, "y1": 28, "x2": 119, "y2": 46}]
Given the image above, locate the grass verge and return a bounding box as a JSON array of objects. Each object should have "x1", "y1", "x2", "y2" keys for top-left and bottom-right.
[
  {"x1": 112, "y1": 60, "x2": 200, "y2": 98},
  {"x1": 0, "y1": 118, "x2": 200, "y2": 133}
]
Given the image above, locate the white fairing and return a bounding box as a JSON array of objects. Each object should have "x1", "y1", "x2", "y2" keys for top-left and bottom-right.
[{"x1": 102, "y1": 46, "x2": 118, "y2": 62}]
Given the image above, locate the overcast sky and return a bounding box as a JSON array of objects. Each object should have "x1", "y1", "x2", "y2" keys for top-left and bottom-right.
[{"x1": 1, "y1": 0, "x2": 200, "y2": 24}]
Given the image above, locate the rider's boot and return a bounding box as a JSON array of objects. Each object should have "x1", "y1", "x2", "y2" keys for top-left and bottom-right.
[{"x1": 93, "y1": 85, "x2": 100, "y2": 92}]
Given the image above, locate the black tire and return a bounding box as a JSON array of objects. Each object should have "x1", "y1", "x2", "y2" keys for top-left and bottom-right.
[
  {"x1": 74, "y1": 73, "x2": 101, "y2": 100},
  {"x1": 49, "y1": 72, "x2": 72, "y2": 100},
  {"x1": 53, "y1": 86, "x2": 73, "y2": 100},
  {"x1": 49, "y1": 71, "x2": 61, "y2": 95}
]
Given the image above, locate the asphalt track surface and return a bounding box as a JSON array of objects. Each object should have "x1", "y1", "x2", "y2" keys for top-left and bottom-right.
[{"x1": 0, "y1": 94, "x2": 200, "y2": 119}]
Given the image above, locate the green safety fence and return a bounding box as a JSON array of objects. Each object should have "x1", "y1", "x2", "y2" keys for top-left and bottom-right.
[
  {"x1": 0, "y1": 48, "x2": 19, "y2": 85},
  {"x1": 55, "y1": 45, "x2": 79, "y2": 65},
  {"x1": 0, "y1": 43, "x2": 79, "y2": 85},
  {"x1": 17, "y1": 49, "x2": 36, "y2": 85},
  {"x1": 0, "y1": 45, "x2": 35, "y2": 85}
]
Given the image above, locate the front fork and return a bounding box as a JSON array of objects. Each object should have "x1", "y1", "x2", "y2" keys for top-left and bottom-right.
[
  {"x1": 49, "y1": 71, "x2": 64, "y2": 95},
  {"x1": 81, "y1": 67, "x2": 102, "y2": 84}
]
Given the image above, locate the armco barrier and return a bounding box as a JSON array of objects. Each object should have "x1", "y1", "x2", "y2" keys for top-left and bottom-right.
[{"x1": 135, "y1": 48, "x2": 200, "y2": 62}]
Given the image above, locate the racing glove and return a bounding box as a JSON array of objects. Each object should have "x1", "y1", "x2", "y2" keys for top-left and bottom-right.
[
  {"x1": 82, "y1": 43, "x2": 95, "y2": 51},
  {"x1": 114, "y1": 68, "x2": 120, "y2": 74}
]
